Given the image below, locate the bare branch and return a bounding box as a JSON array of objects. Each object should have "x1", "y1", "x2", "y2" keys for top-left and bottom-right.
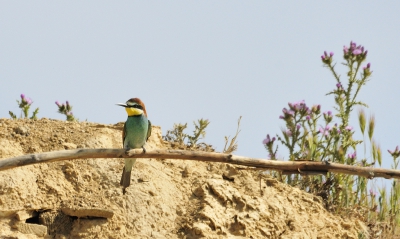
[{"x1": 1, "y1": 149, "x2": 400, "y2": 179}]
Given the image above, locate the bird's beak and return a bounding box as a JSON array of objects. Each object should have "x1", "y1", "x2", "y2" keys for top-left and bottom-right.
[{"x1": 116, "y1": 103, "x2": 127, "y2": 107}]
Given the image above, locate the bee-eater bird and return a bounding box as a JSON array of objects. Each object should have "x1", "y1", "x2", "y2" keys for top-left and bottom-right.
[{"x1": 116, "y1": 98, "x2": 152, "y2": 194}]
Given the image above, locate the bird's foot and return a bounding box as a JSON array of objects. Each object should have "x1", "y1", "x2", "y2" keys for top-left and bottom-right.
[
  {"x1": 142, "y1": 146, "x2": 147, "y2": 154},
  {"x1": 122, "y1": 188, "x2": 127, "y2": 195},
  {"x1": 124, "y1": 147, "x2": 131, "y2": 155}
]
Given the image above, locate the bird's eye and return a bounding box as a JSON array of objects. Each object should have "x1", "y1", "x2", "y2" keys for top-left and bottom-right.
[{"x1": 133, "y1": 105, "x2": 143, "y2": 110}]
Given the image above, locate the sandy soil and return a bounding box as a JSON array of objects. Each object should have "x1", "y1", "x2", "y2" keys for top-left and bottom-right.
[{"x1": 0, "y1": 118, "x2": 367, "y2": 238}]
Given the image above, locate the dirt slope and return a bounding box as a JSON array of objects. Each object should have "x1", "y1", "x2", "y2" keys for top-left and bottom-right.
[{"x1": 0, "y1": 118, "x2": 366, "y2": 238}]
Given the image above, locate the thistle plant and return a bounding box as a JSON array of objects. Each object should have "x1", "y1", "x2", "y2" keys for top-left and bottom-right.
[
  {"x1": 56, "y1": 101, "x2": 76, "y2": 121},
  {"x1": 9, "y1": 94, "x2": 39, "y2": 120},
  {"x1": 262, "y1": 42, "x2": 393, "y2": 226}
]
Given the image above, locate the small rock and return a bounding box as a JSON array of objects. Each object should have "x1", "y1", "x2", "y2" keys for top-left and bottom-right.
[
  {"x1": 12, "y1": 221, "x2": 47, "y2": 237},
  {"x1": 15, "y1": 210, "x2": 38, "y2": 221},
  {"x1": 182, "y1": 165, "x2": 192, "y2": 177},
  {"x1": 61, "y1": 207, "x2": 114, "y2": 218},
  {"x1": 13, "y1": 126, "x2": 29, "y2": 136}
]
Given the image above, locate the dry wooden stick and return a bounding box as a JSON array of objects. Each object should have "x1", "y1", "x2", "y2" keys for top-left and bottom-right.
[{"x1": 1, "y1": 148, "x2": 400, "y2": 179}]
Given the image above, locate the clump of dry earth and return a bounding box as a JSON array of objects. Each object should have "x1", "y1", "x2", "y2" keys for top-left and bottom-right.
[{"x1": 0, "y1": 118, "x2": 367, "y2": 238}]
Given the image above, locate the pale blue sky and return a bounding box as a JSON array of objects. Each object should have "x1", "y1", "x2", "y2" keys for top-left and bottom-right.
[{"x1": 1, "y1": 2, "x2": 399, "y2": 171}]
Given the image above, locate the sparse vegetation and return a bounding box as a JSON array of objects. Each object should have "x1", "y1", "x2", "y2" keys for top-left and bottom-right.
[
  {"x1": 263, "y1": 41, "x2": 399, "y2": 237},
  {"x1": 55, "y1": 100, "x2": 76, "y2": 121},
  {"x1": 223, "y1": 116, "x2": 242, "y2": 154},
  {"x1": 9, "y1": 94, "x2": 39, "y2": 120},
  {"x1": 163, "y1": 118, "x2": 214, "y2": 151}
]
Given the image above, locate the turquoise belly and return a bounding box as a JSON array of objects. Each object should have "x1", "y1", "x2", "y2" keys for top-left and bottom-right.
[{"x1": 124, "y1": 115, "x2": 148, "y2": 149}]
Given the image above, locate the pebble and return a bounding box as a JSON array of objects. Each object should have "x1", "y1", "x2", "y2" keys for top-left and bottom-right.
[{"x1": 13, "y1": 126, "x2": 29, "y2": 136}]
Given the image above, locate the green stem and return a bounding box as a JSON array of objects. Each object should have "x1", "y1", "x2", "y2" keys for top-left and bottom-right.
[
  {"x1": 328, "y1": 63, "x2": 341, "y2": 83},
  {"x1": 352, "y1": 74, "x2": 368, "y2": 103}
]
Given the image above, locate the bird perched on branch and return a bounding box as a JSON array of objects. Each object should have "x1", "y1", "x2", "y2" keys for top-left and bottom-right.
[{"x1": 116, "y1": 98, "x2": 152, "y2": 194}]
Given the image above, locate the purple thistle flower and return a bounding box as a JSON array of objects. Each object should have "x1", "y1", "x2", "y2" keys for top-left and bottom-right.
[
  {"x1": 389, "y1": 146, "x2": 400, "y2": 155},
  {"x1": 321, "y1": 55, "x2": 325, "y2": 60},
  {"x1": 330, "y1": 52, "x2": 334, "y2": 57},
  {"x1": 66, "y1": 101, "x2": 70, "y2": 106},
  {"x1": 279, "y1": 115, "x2": 284, "y2": 119},
  {"x1": 296, "y1": 124, "x2": 301, "y2": 130},
  {"x1": 286, "y1": 130, "x2": 292, "y2": 137},
  {"x1": 271, "y1": 137, "x2": 276, "y2": 142},
  {"x1": 324, "y1": 51, "x2": 328, "y2": 56},
  {"x1": 345, "y1": 126, "x2": 353, "y2": 131},
  {"x1": 26, "y1": 98, "x2": 33, "y2": 105},
  {"x1": 348, "y1": 152, "x2": 356, "y2": 159},
  {"x1": 55, "y1": 101, "x2": 61, "y2": 107},
  {"x1": 369, "y1": 189, "x2": 376, "y2": 197},
  {"x1": 353, "y1": 48, "x2": 362, "y2": 55},
  {"x1": 367, "y1": 63, "x2": 371, "y2": 68},
  {"x1": 20, "y1": 94, "x2": 25, "y2": 100},
  {"x1": 364, "y1": 50, "x2": 368, "y2": 56},
  {"x1": 343, "y1": 46, "x2": 349, "y2": 54},
  {"x1": 263, "y1": 135, "x2": 271, "y2": 144},
  {"x1": 306, "y1": 115, "x2": 311, "y2": 121},
  {"x1": 336, "y1": 83, "x2": 342, "y2": 88},
  {"x1": 319, "y1": 126, "x2": 329, "y2": 136},
  {"x1": 325, "y1": 125, "x2": 330, "y2": 131},
  {"x1": 312, "y1": 104, "x2": 321, "y2": 113}
]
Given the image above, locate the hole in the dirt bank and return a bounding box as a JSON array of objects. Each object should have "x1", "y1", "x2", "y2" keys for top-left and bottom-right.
[
  {"x1": 25, "y1": 211, "x2": 40, "y2": 224},
  {"x1": 25, "y1": 210, "x2": 76, "y2": 236}
]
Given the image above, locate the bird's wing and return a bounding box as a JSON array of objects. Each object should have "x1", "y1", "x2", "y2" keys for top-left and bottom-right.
[
  {"x1": 146, "y1": 120, "x2": 152, "y2": 141},
  {"x1": 122, "y1": 122, "x2": 127, "y2": 147}
]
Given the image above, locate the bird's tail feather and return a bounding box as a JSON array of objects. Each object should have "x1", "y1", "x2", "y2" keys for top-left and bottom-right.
[{"x1": 120, "y1": 166, "x2": 132, "y2": 195}]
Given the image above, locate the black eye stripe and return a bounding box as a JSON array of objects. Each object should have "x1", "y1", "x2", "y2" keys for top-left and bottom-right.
[{"x1": 127, "y1": 104, "x2": 143, "y2": 110}]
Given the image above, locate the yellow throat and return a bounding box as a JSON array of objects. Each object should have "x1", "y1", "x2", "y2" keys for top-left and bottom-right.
[{"x1": 125, "y1": 107, "x2": 143, "y2": 116}]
